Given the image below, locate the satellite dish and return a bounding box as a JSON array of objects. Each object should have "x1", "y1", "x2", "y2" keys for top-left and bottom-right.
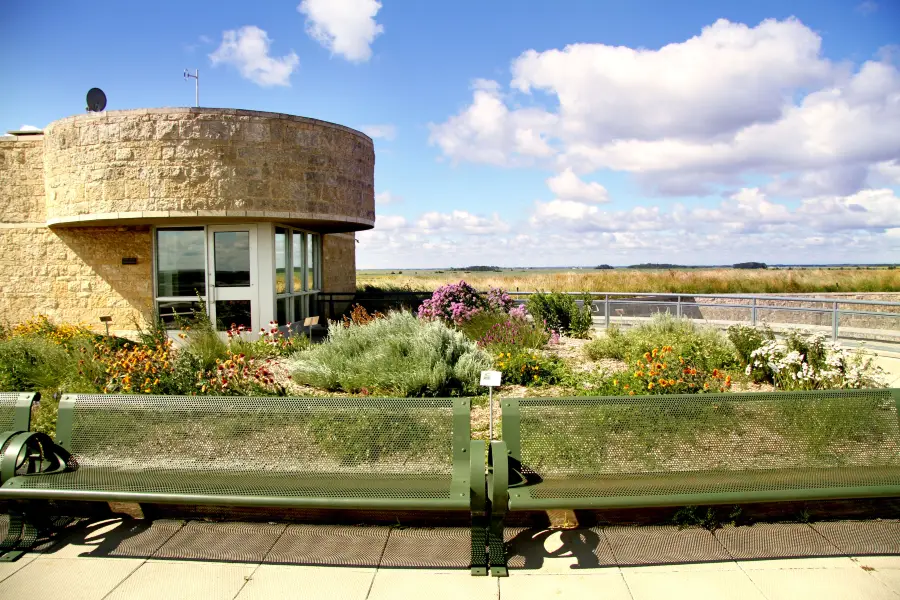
[{"x1": 86, "y1": 88, "x2": 107, "y2": 112}]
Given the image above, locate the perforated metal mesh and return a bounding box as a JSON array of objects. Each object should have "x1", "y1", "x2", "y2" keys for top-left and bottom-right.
[
  {"x1": 19, "y1": 395, "x2": 459, "y2": 500},
  {"x1": 514, "y1": 390, "x2": 900, "y2": 499},
  {"x1": 0, "y1": 393, "x2": 22, "y2": 431}
]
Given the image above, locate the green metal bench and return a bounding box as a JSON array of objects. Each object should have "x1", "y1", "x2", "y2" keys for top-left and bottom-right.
[
  {"x1": 0, "y1": 392, "x2": 38, "y2": 436},
  {"x1": 0, "y1": 394, "x2": 489, "y2": 574},
  {"x1": 488, "y1": 389, "x2": 900, "y2": 576}
]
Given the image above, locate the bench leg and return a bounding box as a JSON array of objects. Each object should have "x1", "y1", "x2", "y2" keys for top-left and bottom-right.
[
  {"x1": 488, "y1": 515, "x2": 508, "y2": 577},
  {"x1": 470, "y1": 516, "x2": 488, "y2": 576},
  {"x1": 0, "y1": 509, "x2": 73, "y2": 562}
]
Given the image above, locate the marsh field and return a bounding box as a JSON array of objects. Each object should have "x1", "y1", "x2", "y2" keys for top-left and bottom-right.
[{"x1": 357, "y1": 267, "x2": 900, "y2": 295}]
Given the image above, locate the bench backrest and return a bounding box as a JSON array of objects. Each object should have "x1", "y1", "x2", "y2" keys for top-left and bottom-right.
[
  {"x1": 502, "y1": 389, "x2": 900, "y2": 478},
  {"x1": 57, "y1": 394, "x2": 470, "y2": 476},
  {"x1": 0, "y1": 392, "x2": 37, "y2": 432}
]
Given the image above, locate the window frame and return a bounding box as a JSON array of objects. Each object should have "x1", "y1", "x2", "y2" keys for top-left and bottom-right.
[{"x1": 274, "y1": 225, "x2": 321, "y2": 326}]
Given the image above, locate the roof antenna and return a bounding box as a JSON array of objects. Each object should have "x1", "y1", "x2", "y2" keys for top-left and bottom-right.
[{"x1": 184, "y1": 69, "x2": 199, "y2": 107}]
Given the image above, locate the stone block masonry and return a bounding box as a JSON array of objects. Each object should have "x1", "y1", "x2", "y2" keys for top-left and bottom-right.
[{"x1": 0, "y1": 108, "x2": 375, "y2": 333}]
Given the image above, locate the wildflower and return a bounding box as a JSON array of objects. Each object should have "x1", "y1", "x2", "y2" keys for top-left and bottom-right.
[
  {"x1": 668, "y1": 379, "x2": 676, "y2": 386},
  {"x1": 613, "y1": 379, "x2": 618, "y2": 386},
  {"x1": 629, "y1": 390, "x2": 635, "y2": 396},
  {"x1": 647, "y1": 382, "x2": 654, "y2": 390}
]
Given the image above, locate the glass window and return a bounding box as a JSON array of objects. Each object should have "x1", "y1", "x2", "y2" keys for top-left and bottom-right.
[
  {"x1": 214, "y1": 231, "x2": 250, "y2": 287},
  {"x1": 307, "y1": 233, "x2": 316, "y2": 290},
  {"x1": 292, "y1": 232, "x2": 303, "y2": 293},
  {"x1": 275, "y1": 227, "x2": 287, "y2": 294},
  {"x1": 293, "y1": 295, "x2": 305, "y2": 322},
  {"x1": 215, "y1": 299, "x2": 252, "y2": 330},
  {"x1": 276, "y1": 297, "x2": 289, "y2": 326},
  {"x1": 157, "y1": 301, "x2": 202, "y2": 327},
  {"x1": 156, "y1": 228, "x2": 205, "y2": 297}
]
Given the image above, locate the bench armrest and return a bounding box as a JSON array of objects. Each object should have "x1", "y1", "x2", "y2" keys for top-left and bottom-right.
[
  {"x1": 488, "y1": 441, "x2": 509, "y2": 515},
  {"x1": 1, "y1": 432, "x2": 72, "y2": 486}
]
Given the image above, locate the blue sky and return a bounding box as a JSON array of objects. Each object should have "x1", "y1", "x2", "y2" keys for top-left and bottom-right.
[{"x1": 2, "y1": 1, "x2": 899, "y2": 267}]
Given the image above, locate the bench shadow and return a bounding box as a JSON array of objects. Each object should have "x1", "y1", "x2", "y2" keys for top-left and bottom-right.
[{"x1": 29, "y1": 515, "x2": 900, "y2": 572}]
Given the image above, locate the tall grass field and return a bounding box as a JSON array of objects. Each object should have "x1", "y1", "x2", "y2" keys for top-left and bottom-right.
[{"x1": 357, "y1": 268, "x2": 900, "y2": 294}]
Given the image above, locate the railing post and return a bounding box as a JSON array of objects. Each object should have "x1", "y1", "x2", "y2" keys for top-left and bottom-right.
[
  {"x1": 751, "y1": 297, "x2": 757, "y2": 326},
  {"x1": 832, "y1": 301, "x2": 839, "y2": 341},
  {"x1": 676, "y1": 295, "x2": 682, "y2": 318},
  {"x1": 604, "y1": 294, "x2": 610, "y2": 330}
]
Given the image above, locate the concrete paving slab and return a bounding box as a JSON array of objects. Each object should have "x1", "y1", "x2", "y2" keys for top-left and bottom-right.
[
  {"x1": 105, "y1": 560, "x2": 256, "y2": 600},
  {"x1": 0, "y1": 551, "x2": 39, "y2": 584},
  {"x1": 622, "y1": 569, "x2": 766, "y2": 600},
  {"x1": 151, "y1": 520, "x2": 284, "y2": 562},
  {"x1": 41, "y1": 518, "x2": 183, "y2": 559},
  {"x1": 715, "y1": 522, "x2": 842, "y2": 560},
  {"x1": 737, "y1": 556, "x2": 860, "y2": 570},
  {"x1": 235, "y1": 564, "x2": 375, "y2": 600},
  {"x1": 812, "y1": 520, "x2": 900, "y2": 555},
  {"x1": 506, "y1": 527, "x2": 617, "y2": 573},
  {"x1": 854, "y1": 557, "x2": 900, "y2": 570},
  {"x1": 501, "y1": 570, "x2": 632, "y2": 598},
  {"x1": 744, "y1": 564, "x2": 899, "y2": 600},
  {"x1": 0, "y1": 557, "x2": 144, "y2": 600},
  {"x1": 380, "y1": 526, "x2": 471, "y2": 569},
  {"x1": 605, "y1": 525, "x2": 731, "y2": 567},
  {"x1": 367, "y1": 568, "x2": 499, "y2": 600},
  {"x1": 264, "y1": 524, "x2": 389, "y2": 567},
  {"x1": 867, "y1": 568, "x2": 900, "y2": 595}
]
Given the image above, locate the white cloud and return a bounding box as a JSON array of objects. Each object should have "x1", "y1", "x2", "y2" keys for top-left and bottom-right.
[
  {"x1": 530, "y1": 199, "x2": 667, "y2": 233},
  {"x1": 797, "y1": 188, "x2": 900, "y2": 231},
  {"x1": 430, "y1": 18, "x2": 900, "y2": 197},
  {"x1": 17, "y1": 124, "x2": 41, "y2": 131},
  {"x1": 298, "y1": 0, "x2": 383, "y2": 63},
  {"x1": 417, "y1": 210, "x2": 511, "y2": 235},
  {"x1": 376, "y1": 215, "x2": 407, "y2": 230},
  {"x1": 375, "y1": 191, "x2": 402, "y2": 206},
  {"x1": 869, "y1": 160, "x2": 900, "y2": 186},
  {"x1": 209, "y1": 26, "x2": 299, "y2": 87},
  {"x1": 361, "y1": 124, "x2": 396, "y2": 140},
  {"x1": 428, "y1": 81, "x2": 558, "y2": 166},
  {"x1": 546, "y1": 168, "x2": 610, "y2": 203}
]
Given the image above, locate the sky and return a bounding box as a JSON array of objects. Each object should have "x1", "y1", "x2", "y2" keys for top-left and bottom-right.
[{"x1": 1, "y1": 0, "x2": 899, "y2": 268}]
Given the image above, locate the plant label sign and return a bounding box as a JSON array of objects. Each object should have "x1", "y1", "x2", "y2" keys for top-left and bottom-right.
[{"x1": 480, "y1": 370, "x2": 502, "y2": 387}]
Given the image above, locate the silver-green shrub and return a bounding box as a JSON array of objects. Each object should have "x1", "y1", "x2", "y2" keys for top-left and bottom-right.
[{"x1": 290, "y1": 311, "x2": 492, "y2": 396}]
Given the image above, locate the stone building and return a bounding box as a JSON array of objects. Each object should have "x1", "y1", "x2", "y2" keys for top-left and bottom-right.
[{"x1": 0, "y1": 108, "x2": 374, "y2": 335}]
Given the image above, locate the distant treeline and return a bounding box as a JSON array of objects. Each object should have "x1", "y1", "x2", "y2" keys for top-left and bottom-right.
[
  {"x1": 627, "y1": 263, "x2": 687, "y2": 269},
  {"x1": 594, "y1": 264, "x2": 614, "y2": 270},
  {"x1": 451, "y1": 265, "x2": 503, "y2": 272},
  {"x1": 733, "y1": 262, "x2": 768, "y2": 270}
]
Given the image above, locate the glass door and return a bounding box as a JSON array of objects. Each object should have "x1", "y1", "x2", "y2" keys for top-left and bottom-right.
[{"x1": 207, "y1": 225, "x2": 259, "y2": 331}]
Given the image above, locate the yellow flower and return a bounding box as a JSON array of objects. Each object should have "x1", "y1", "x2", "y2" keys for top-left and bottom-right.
[
  {"x1": 613, "y1": 379, "x2": 618, "y2": 386},
  {"x1": 647, "y1": 382, "x2": 654, "y2": 390}
]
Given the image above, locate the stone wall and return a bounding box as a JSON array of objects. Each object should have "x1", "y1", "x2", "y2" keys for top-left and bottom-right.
[
  {"x1": 0, "y1": 226, "x2": 153, "y2": 331},
  {"x1": 322, "y1": 233, "x2": 356, "y2": 293},
  {"x1": 0, "y1": 136, "x2": 45, "y2": 223},
  {"x1": 42, "y1": 109, "x2": 375, "y2": 231}
]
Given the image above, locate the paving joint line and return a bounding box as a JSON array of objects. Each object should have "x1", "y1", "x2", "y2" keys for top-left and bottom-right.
[
  {"x1": 229, "y1": 522, "x2": 289, "y2": 600},
  {"x1": 364, "y1": 525, "x2": 393, "y2": 600},
  {"x1": 98, "y1": 518, "x2": 186, "y2": 600}
]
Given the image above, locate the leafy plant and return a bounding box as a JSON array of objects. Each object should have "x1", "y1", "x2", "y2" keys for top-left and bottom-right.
[
  {"x1": 586, "y1": 314, "x2": 737, "y2": 371},
  {"x1": 493, "y1": 349, "x2": 566, "y2": 386},
  {"x1": 610, "y1": 345, "x2": 733, "y2": 395},
  {"x1": 342, "y1": 304, "x2": 384, "y2": 328},
  {"x1": 745, "y1": 331, "x2": 886, "y2": 390},
  {"x1": 291, "y1": 311, "x2": 492, "y2": 396},
  {"x1": 469, "y1": 313, "x2": 550, "y2": 351},
  {"x1": 417, "y1": 281, "x2": 489, "y2": 324},
  {"x1": 727, "y1": 324, "x2": 775, "y2": 366},
  {"x1": 525, "y1": 292, "x2": 593, "y2": 338}
]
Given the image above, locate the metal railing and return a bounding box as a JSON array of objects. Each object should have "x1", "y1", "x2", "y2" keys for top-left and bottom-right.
[
  {"x1": 319, "y1": 290, "x2": 900, "y2": 342},
  {"x1": 506, "y1": 292, "x2": 900, "y2": 342}
]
